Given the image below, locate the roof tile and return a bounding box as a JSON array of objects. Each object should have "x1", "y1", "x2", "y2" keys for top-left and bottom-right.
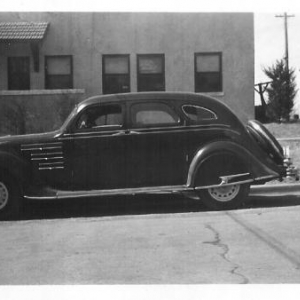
[{"x1": 0, "y1": 22, "x2": 49, "y2": 40}]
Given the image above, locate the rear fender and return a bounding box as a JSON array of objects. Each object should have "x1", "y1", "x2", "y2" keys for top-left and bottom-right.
[{"x1": 187, "y1": 141, "x2": 279, "y2": 188}]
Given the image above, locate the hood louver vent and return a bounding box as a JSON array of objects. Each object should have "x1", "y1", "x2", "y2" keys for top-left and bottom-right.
[{"x1": 21, "y1": 142, "x2": 64, "y2": 171}]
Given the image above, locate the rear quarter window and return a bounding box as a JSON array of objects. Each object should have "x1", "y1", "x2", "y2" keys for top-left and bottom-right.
[{"x1": 182, "y1": 105, "x2": 217, "y2": 122}]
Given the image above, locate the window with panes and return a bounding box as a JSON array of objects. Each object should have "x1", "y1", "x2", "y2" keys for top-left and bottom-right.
[
  {"x1": 102, "y1": 55, "x2": 130, "y2": 94},
  {"x1": 194, "y1": 53, "x2": 222, "y2": 93},
  {"x1": 137, "y1": 54, "x2": 165, "y2": 92},
  {"x1": 8, "y1": 57, "x2": 30, "y2": 90},
  {"x1": 45, "y1": 55, "x2": 73, "y2": 89}
]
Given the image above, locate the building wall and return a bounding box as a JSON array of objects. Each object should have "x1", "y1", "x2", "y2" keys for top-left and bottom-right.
[
  {"x1": 0, "y1": 90, "x2": 85, "y2": 135},
  {"x1": 0, "y1": 12, "x2": 254, "y2": 121}
]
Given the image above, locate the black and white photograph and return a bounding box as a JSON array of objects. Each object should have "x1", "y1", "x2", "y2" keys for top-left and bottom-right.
[{"x1": 1, "y1": 0, "x2": 300, "y2": 299}]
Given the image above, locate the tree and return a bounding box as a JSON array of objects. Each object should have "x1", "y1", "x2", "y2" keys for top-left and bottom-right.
[{"x1": 263, "y1": 59, "x2": 297, "y2": 121}]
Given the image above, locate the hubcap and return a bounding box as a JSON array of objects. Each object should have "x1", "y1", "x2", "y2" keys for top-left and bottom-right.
[
  {"x1": 208, "y1": 184, "x2": 240, "y2": 202},
  {"x1": 0, "y1": 182, "x2": 9, "y2": 210}
]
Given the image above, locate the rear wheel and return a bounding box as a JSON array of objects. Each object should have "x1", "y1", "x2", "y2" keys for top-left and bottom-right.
[
  {"x1": 198, "y1": 183, "x2": 250, "y2": 210},
  {"x1": 0, "y1": 174, "x2": 22, "y2": 220},
  {"x1": 195, "y1": 152, "x2": 250, "y2": 210}
]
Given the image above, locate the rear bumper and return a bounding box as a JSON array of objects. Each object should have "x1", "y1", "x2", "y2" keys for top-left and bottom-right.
[
  {"x1": 250, "y1": 182, "x2": 300, "y2": 195},
  {"x1": 283, "y1": 156, "x2": 299, "y2": 181}
]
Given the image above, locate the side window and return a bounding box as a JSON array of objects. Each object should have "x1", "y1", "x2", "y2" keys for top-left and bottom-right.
[
  {"x1": 76, "y1": 104, "x2": 123, "y2": 131},
  {"x1": 131, "y1": 102, "x2": 180, "y2": 128},
  {"x1": 182, "y1": 105, "x2": 217, "y2": 122}
]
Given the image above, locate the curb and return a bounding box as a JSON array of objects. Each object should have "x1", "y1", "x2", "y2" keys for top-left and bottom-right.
[{"x1": 250, "y1": 183, "x2": 300, "y2": 196}]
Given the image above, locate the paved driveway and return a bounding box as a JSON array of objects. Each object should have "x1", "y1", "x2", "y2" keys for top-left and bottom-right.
[{"x1": 0, "y1": 193, "x2": 300, "y2": 284}]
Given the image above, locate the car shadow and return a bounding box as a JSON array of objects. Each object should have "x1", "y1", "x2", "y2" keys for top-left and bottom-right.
[
  {"x1": 8, "y1": 193, "x2": 300, "y2": 221},
  {"x1": 246, "y1": 194, "x2": 300, "y2": 209},
  {"x1": 20, "y1": 194, "x2": 205, "y2": 221}
]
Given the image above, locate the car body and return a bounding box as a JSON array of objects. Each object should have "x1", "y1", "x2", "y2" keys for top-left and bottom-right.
[{"x1": 0, "y1": 92, "x2": 294, "y2": 218}]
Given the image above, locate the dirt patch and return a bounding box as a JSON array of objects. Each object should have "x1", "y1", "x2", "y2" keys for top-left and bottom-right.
[{"x1": 265, "y1": 122, "x2": 300, "y2": 139}]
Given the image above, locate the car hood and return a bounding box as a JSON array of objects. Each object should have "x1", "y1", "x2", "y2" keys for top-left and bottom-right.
[{"x1": 0, "y1": 130, "x2": 62, "y2": 147}]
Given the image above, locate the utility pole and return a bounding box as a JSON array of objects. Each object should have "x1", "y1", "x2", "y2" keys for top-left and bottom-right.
[
  {"x1": 276, "y1": 12, "x2": 295, "y2": 71},
  {"x1": 275, "y1": 12, "x2": 295, "y2": 121}
]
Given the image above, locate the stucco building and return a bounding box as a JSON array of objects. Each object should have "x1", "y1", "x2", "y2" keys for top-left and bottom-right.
[{"x1": 0, "y1": 12, "x2": 254, "y2": 130}]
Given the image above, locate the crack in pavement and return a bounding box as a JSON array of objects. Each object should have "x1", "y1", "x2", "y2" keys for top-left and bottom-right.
[
  {"x1": 204, "y1": 224, "x2": 249, "y2": 284},
  {"x1": 227, "y1": 211, "x2": 300, "y2": 270}
]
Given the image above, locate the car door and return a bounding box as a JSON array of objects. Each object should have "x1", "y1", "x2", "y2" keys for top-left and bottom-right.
[
  {"x1": 62, "y1": 102, "x2": 128, "y2": 190},
  {"x1": 125, "y1": 100, "x2": 188, "y2": 188}
]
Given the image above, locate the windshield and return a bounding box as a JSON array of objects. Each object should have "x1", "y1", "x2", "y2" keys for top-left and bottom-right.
[{"x1": 61, "y1": 104, "x2": 79, "y2": 131}]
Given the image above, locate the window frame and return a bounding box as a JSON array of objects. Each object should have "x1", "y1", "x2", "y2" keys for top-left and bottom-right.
[
  {"x1": 194, "y1": 52, "x2": 222, "y2": 93},
  {"x1": 137, "y1": 54, "x2": 165, "y2": 92},
  {"x1": 45, "y1": 55, "x2": 73, "y2": 89},
  {"x1": 102, "y1": 54, "x2": 131, "y2": 94}
]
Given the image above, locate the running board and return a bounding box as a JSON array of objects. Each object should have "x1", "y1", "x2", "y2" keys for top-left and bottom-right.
[
  {"x1": 23, "y1": 173, "x2": 276, "y2": 200},
  {"x1": 24, "y1": 185, "x2": 194, "y2": 200}
]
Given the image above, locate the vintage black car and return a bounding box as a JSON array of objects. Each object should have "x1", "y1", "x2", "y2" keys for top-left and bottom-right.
[{"x1": 0, "y1": 92, "x2": 294, "y2": 219}]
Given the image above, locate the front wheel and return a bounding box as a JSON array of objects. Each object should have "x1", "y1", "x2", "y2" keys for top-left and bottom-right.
[
  {"x1": 197, "y1": 183, "x2": 250, "y2": 210},
  {"x1": 0, "y1": 174, "x2": 22, "y2": 220}
]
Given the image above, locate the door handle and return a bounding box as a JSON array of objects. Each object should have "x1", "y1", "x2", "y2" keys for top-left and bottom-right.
[{"x1": 129, "y1": 131, "x2": 140, "y2": 135}]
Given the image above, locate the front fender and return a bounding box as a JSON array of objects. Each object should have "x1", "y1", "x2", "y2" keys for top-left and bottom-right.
[
  {"x1": 187, "y1": 141, "x2": 279, "y2": 187},
  {"x1": 0, "y1": 151, "x2": 29, "y2": 184}
]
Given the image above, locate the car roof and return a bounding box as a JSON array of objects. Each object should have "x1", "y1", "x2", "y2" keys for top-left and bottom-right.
[
  {"x1": 62, "y1": 92, "x2": 244, "y2": 132},
  {"x1": 78, "y1": 92, "x2": 226, "y2": 111}
]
